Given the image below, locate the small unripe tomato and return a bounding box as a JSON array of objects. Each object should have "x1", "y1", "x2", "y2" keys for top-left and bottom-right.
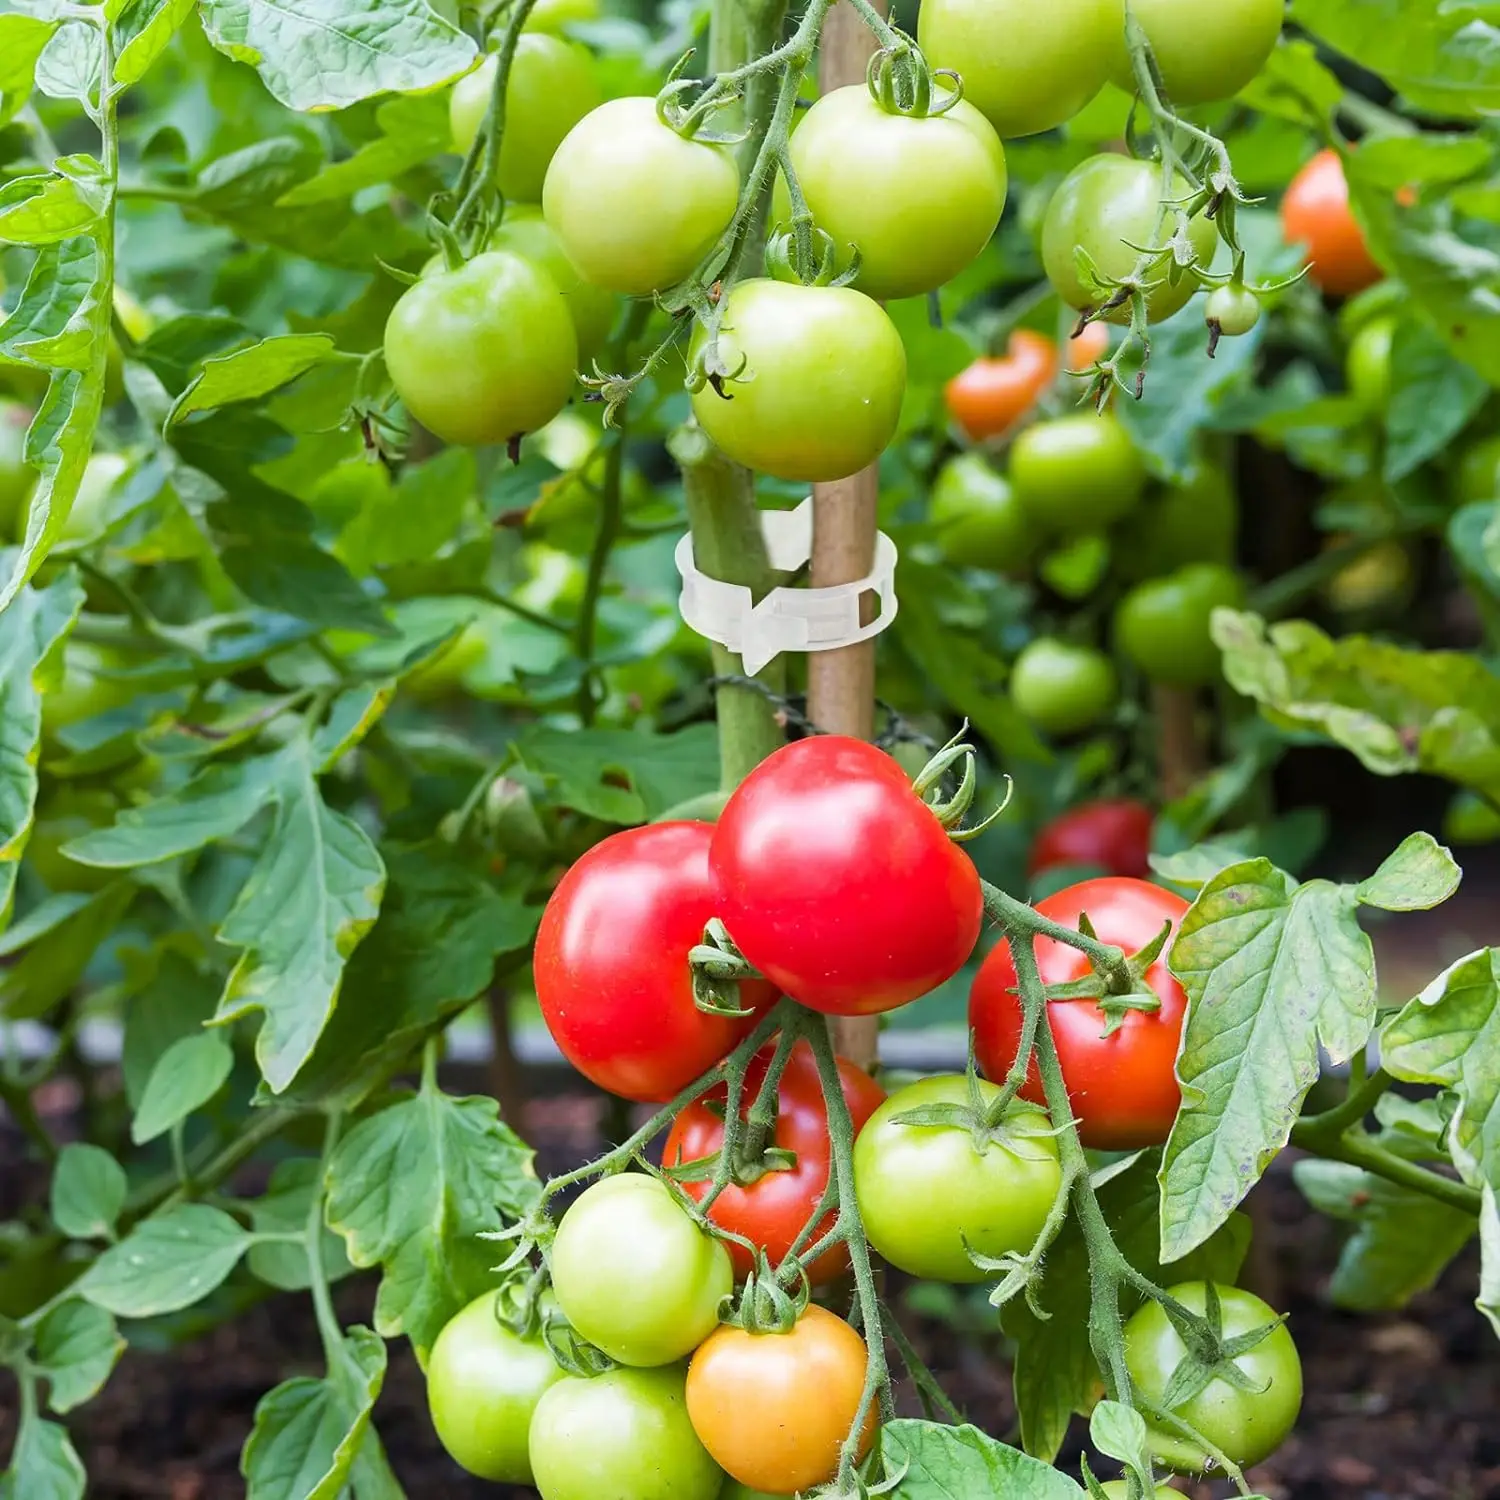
[
  {"x1": 1346, "y1": 316, "x2": 1395, "y2": 415},
  {"x1": 1010, "y1": 638, "x2": 1118, "y2": 737},
  {"x1": 1205, "y1": 283, "x2": 1261, "y2": 338}
]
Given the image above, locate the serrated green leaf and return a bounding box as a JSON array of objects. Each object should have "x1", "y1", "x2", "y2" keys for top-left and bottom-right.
[
  {"x1": 1355, "y1": 831, "x2": 1462, "y2": 911},
  {"x1": 1384, "y1": 321, "x2": 1489, "y2": 482},
  {"x1": 311, "y1": 681, "x2": 395, "y2": 769},
  {"x1": 169, "y1": 335, "x2": 339, "y2": 427},
  {"x1": 1160, "y1": 859, "x2": 1377, "y2": 1263},
  {"x1": 0, "y1": 570, "x2": 85, "y2": 923},
  {"x1": 34, "y1": 1299, "x2": 124, "y2": 1412},
  {"x1": 241, "y1": 1326, "x2": 386, "y2": 1500},
  {"x1": 114, "y1": 0, "x2": 196, "y2": 85},
  {"x1": 882, "y1": 1421, "x2": 1084, "y2": 1500},
  {"x1": 325, "y1": 1082, "x2": 538, "y2": 1359},
  {"x1": 1382, "y1": 948, "x2": 1500, "y2": 1193},
  {"x1": 1004, "y1": 1159, "x2": 1249, "y2": 1461},
  {"x1": 122, "y1": 951, "x2": 222, "y2": 1108},
  {"x1": 246, "y1": 1159, "x2": 355, "y2": 1293},
  {"x1": 199, "y1": 0, "x2": 477, "y2": 111},
  {"x1": 0, "y1": 1413, "x2": 84, "y2": 1500},
  {"x1": 215, "y1": 743, "x2": 386, "y2": 1092},
  {"x1": 49, "y1": 1142, "x2": 126, "y2": 1241},
  {"x1": 78, "y1": 1204, "x2": 252, "y2": 1317},
  {"x1": 130, "y1": 1031, "x2": 235, "y2": 1144}
]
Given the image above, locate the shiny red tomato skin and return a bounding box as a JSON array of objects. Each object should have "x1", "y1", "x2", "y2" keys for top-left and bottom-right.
[
  {"x1": 969, "y1": 877, "x2": 1189, "y2": 1149},
  {"x1": 1029, "y1": 799, "x2": 1154, "y2": 880},
  {"x1": 710, "y1": 737, "x2": 983, "y2": 1016},
  {"x1": 535, "y1": 823, "x2": 777, "y2": 1101},
  {"x1": 664, "y1": 1040, "x2": 884, "y2": 1284}
]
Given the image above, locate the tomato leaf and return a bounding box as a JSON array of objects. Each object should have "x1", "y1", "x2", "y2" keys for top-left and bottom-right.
[
  {"x1": 325, "y1": 1079, "x2": 538, "y2": 1360},
  {"x1": 198, "y1": 0, "x2": 477, "y2": 112},
  {"x1": 48, "y1": 1142, "x2": 126, "y2": 1241},
  {"x1": 32, "y1": 23, "x2": 101, "y2": 105},
  {"x1": 246, "y1": 1160, "x2": 356, "y2": 1294},
  {"x1": 168, "y1": 334, "x2": 340, "y2": 427},
  {"x1": 1384, "y1": 321, "x2": 1490, "y2": 482},
  {"x1": 0, "y1": 16, "x2": 57, "y2": 124},
  {"x1": 240, "y1": 1325, "x2": 386, "y2": 1500},
  {"x1": 1355, "y1": 831, "x2": 1462, "y2": 911},
  {"x1": 129, "y1": 1031, "x2": 235, "y2": 1145},
  {"x1": 0, "y1": 1411, "x2": 84, "y2": 1500},
  {"x1": 0, "y1": 882, "x2": 134, "y2": 1020},
  {"x1": 1004, "y1": 1159, "x2": 1249, "y2": 1461},
  {"x1": 0, "y1": 168, "x2": 103, "y2": 245},
  {"x1": 880, "y1": 1420, "x2": 1084, "y2": 1499},
  {"x1": 33, "y1": 1300, "x2": 124, "y2": 1414},
  {"x1": 276, "y1": 92, "x2": 451, "y2": 207},
  {"x1": 113, "y1": 0, "x2": 197, "y2": 87},
  {"x1": 77, "y1": 1204, "x2": 252, "y2": 1317}
]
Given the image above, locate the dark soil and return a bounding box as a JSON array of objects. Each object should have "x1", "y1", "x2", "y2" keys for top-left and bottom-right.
[{"x1": 2, "y1": 1089, "x2": 1496, "y2": 1500}]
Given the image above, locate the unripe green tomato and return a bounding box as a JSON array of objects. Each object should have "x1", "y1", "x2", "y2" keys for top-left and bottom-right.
[
  {"x1": 0, "y1": 402, "x2": 36, "y2": 538},
  {"x1": 1320, "y1": 537, "x2": 1414, "y2": 616},
  {"x1": 21, "y1": 451, "x2": 130, "y2": 546},
  {"x1": 929, "y1": 452, "x2": 1033, "y2": 573},
  {"x1": 1113, "y1": 465, "x2": 1238, "y2": 582},
  {"x1": 1456, "y1": 433, "x2": 1500, "y2": 505},
  {"x1": 1042, "y1": 156, "x2": 1217, "y2": 325},
  {"x1": 425, "y1": 1290, "x2": 563, "y2": 1482},
  {"x1": 785, "y1": 85, "x2": 1007, "y2": 301},
  {"x1": 26, "y1": 787, "x2": 118, "y2": 894},
  {"x1": 1443, "y1": 790, "x2": 1500, "y2": 845},
  {"x1": 1205, "y1": 283, "x2": 1261, "y2": 338},
  {"x1": 450, "y1": 36, "x2": 601, "y2": 203},
  {"x1": 1010, "y1": 637, "x2": 1118, "y2": 736},
  {"x1": 550, "y1": 1175, "x2": 732, "y2": 1367},
  {"x1": 488, "y1": 205, "x2": 616, "y2": 359},
  {"x1": 524, "y1": 0, "x2": 600, "y2": 31},
  {"x1": 1103, "y1": 0, "x2": 1284, "y2": 105},
  {"x1": 1113, "y1": 562, "x2": 1245, "y2": 686},
  {"x1": 1346, "y1": 316, "x2": 1395, "y2": 416},
  {"x1": 1010, "y1": 414, "x2": 1147, "y2": 533}
]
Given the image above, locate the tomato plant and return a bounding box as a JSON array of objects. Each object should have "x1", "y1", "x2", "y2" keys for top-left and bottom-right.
[
  {"x1": 928, "y1": 452, "x2": 1033, "y2": 573},
  {"x1": 854, "y1": 1076, "x2": 1062, "y2": 1281},
  {"x1": 1029, "y1": 798, "x2": 1154, "y2": 879},
  {"x1": 664, "y1": 1039, "x2": 885, "y2": 1284},
  {"x1": 1010, "y1": 638, "x2": 1119, "y2": 736},
  {"x1": 1124, "y1": 1283, "x2": 1303, "y2": 1471},
  {"x1": 535, "y1": 822, "x2": 775, "y2": 1101},
  {"x1": 971, "y1": 878, "x2": 1191, "y2": 1149},
  {"x1": 685, "y1": 1304, "x2": 876, "y2": 1493},
  {"x1": 550, "y1": 1174, "x2": 733, "y2": 1366},
  {"x1": 710, "y1": 737, "x2": 982, "y2": 1014}
]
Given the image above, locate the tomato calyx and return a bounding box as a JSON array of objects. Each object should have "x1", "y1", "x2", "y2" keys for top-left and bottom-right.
[
  {"x1": 688, "y1": 917, "x2": 765, "y2": 1016},
  {"x1": 763, "y1": 222, "x2": 863, "y2": 289},
  {"x1": 1035, "y1": 911, "x2": 1173, "y2": 1035},
  {"x1": 719, "y1": 1251, "x2": 811, "y2": 1334},
  {"x1": 912, "y1": 723, "x2": 1012, "y2": 843},
  {"x1": 887, "y1": 1057, "x2": 1055, "y2": 1158},
  {"x1": 655, "y1": 50, "x2": 749, "y2": 144},
  {"x1": 864, "y1": 34, "x2": 963, "y2": 120},
  {"x1": 1149, "y1": 1282, "x2": 1287, "y2": 1412}
]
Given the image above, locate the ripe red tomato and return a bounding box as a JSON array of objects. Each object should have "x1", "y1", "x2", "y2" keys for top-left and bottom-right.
[
  {"x1": 969, "y1": 877, "x2": 1190, "y2": 1149},
  {"x1": 535, "y1": 823, "x2": 776, "y2": 1101},
  {"x1": 943, "y1": 329, "x2": 1056, "y2": 441},
  {"x1": 1280, "y1": 149, "x2": 1382, "y2": 298},
  {"x1": 663, "y1": 1040, "x2": 885, "y2": 1284},
  {"x1": 1029, "y1": 799, "x2": 1154, "y2": 880},
  {"x1": 710, "y1": 737, "x2": 982, "y2": 1015}
]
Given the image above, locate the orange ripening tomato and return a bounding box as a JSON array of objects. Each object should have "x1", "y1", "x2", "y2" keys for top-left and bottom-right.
[
  {"x1": 1061, "y1": 318, "x2": 1111, "y2": 373},
  {"x1": 944, "y1": 328, "x2": 1056, "y2": 440},
  {"x1": 1280, "y1": 149, "x2": 1382, "y2": 298},
  {"x1": 686, "y1": 1305, "x2": 876, "y2": 1494}
]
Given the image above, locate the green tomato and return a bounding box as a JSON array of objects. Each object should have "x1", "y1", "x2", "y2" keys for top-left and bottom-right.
[
  {"x1": 1010, "y1": 638, "x2": 1118, "y2": 736},
  {"x1": 1010, "y1": 414, "x2": 1147, "y2": 533},
  {"x1": 688, "y1": 278, "x2": 905, "y2": 483},
  {"x1": 854, "y1": 1076, "x2": 1062, "y2": 1283},
  {"x1": 488, "y1": 205, "x2": 616, "y2": 359},
  {"x1": 450, "y1": 36, "x2": 601, "y2": 204},
  {"x1": 1456, "y1": 434, "x2": 1500, "y2": 505},
  {"x1": 1104, "y1": 0, "x2": 1284, "y2": 105},
  {"x1": 385, "y1": 251, "x2": 576, "y2": 446},
  {"x1": 26, "y1": 787, "x2": 117, "y2": 894},
  {"x1": 529, "y1": 1365, "x2": 721, "y2": 1500},
  {"x1": 425, "y1": 1289, "x2": 563, "y2": 1482},
  {"x1": 1113, "y1": 562, "x2": 1244, "y2": 686},
  {"x1": 917, "y1": 0, "x2": 1115, "y2": 139},
  {"x1": 1042, "y1": 155, "x2": 1218, "y2": 325},
  {"x1": 1113, "y1": 465, "x2": 1238, "y2": 583},
  {"x1": 929, "y1": 452, "x2": 1033, "y2": 573},
  {"x1": 42, "y1": 643, "x2": 139, "y2": 735},
  {"x1": 550, "y1": 1174, "x2": 732, "y2": 1367},
  {"x1": 785, "y1": 85, "x2": 1007, "y2": 301},
  {"x1": 543, "y1": 97, "x2": 740, "y2": 295},
  {"x1": 1124, "y1": 1282, "x2": 1302, "y2": 1471},
  {"x1": 1321, "y1": 538, "x2": 1414, "y2": 616},
  {"x1": 524, "y1": 0, "x2": 601, "y2": 30},
  {"x1": 1346, "y1": 316, "x2": 1395, "y2": 416},
  {"x1": 1205, "y1": 283, "x2": 1261, "y2": 338},
  {"x1": 0, "y1": 402, "x2": 35, "y2": 538}
]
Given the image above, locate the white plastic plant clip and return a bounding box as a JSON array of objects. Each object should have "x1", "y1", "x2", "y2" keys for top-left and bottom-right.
[{"x1": 674, "y1": 497, "x2": 898, "y2": 676}]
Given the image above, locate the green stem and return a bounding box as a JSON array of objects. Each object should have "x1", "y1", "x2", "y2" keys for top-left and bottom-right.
[
  {"x1": 982, "y1": 880, "x2": 1134, "y2": 995},
  {"x1": 1297, "y1": 1063, "x2": 1390, "y2": 1137},
  {"x1": 1290, "y1": 1125, "x2": 1481, "y2": 1216},
  {"x1": 307, "y1": 1113, "x2": 356, "y2": 1375}
]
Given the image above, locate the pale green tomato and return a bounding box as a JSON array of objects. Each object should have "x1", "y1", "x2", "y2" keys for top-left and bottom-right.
[
  {"x1": 489, "y1": 205, "x2": 616, "y2": 358},
  {"x1": 1010, "y1": 413, "x2": 1147, "y2": 532},
  {"x1": 786, "y1": 85, "x2": 1007, "y2": 301},
  {"x1": 450, "y1": 36, "x2": 601, "y2": 203},
  {"x1": 917, "y1": 0, "x2": 1115, "y2": 139},
  {"x1": 543, "y1": 97, "x2": 740, "y2": 295},
  {"x1": 524, "y1": 0, "x2": 600, "y2": 31},
  {"x1": 1104, "y1": 0, "x2": 1284, "y2": 105},
  {"x1": 1010, "y1": 638, "x2": 1118, "y2": 736}
]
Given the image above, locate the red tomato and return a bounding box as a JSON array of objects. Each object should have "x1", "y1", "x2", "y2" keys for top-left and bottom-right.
[
  {"x1": 663, "y1": 1040, "x2": 885, "y2": 1284},
  {"x1": 969, "y1": 877, "x2": 1189, "y2": 1149},
  {"x1": 943, "y1": 329, "x2": 1056, "y2": 441},
  {"x1": 710, "y1": 737, "x2": 983, "y2": 1016},
  {"x1": 1280, "y1": 149, "x2": 1382, "y2": 298},
  {"x1": 535, "y1": 823, "x2": 777, "y2": 1101},
  {"x1": 1028, "y1": 799, "x2": 1154, "y2": 880}
]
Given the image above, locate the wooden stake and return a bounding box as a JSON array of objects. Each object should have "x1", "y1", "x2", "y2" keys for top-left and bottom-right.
[
  {"x1": 809, "y1": 0, "x2": 884, "y2": 1070},
  {"x1": 1152, "y1": 684, "x2": 1205, "y2": 802}
]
